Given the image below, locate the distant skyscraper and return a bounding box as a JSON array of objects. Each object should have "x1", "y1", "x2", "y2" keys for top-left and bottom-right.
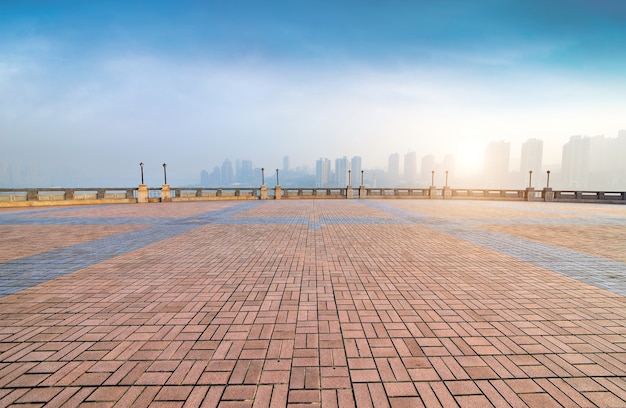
[
  {"x1": 221, "y1": 159, "x2": 234, "y2": 185},
  {"x1": 200, "y1": 169, "x2": 209, "y2": 186},
  {"x1": 240, "y1": 159, "x2": 254, "y2": 183},
  {"x1": 209, "y1": 166, "x2": 221, "y2": 185},
  {"x1": 484, "y1": 141, "x2": 510, "y2": 188},
  {"x1": 561, "y1": 136, "x2": 590, "y2": 189},
  {"x1": 520, "y1": 139, "x2": 543, "y2": 186},
  {"x1": 283, "y1": 156, "x2": 290, "y2": 172},
  {"x1": 335, "y1": 156, "x2": 349, "y2": 187},
  {"x1": 316, "y1": 158, "x2": 331, "y2": 187},
  {"x1": 388, "y1": 153, "x2": 400, "y2": 179},
  {"x1": 350, "y1": 156, "x2": 362, "y2": 186},
  {"x1": 404, "y1": 151, "x2": 417, "y2": 182}
]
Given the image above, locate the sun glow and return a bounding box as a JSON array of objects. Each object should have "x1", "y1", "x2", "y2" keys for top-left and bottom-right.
[{"x1": 455, "y1": 143, "x2": 484, "y2": 176}]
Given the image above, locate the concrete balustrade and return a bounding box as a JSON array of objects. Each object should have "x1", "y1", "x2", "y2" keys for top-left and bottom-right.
[{"x1": 1, "y1": 186, "x2": 624, "y2": 207}]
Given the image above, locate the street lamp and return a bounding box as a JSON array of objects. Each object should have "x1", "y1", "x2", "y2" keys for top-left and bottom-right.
[
  {"x1": 276, "y1": 169, "x2": 279, "y2": 186},
  {"x1": 445, "y1": 170, "x2": 449, "y2": 187},
  {"x1": 546, "y1": 170, "x2": 551, "y2": 188},
  {"x1": 261, "y1": 168, "x2": 265, "y2": 185},
  {"x1": 348, "y1": 170, "x2": 351, "y2": 186},
  {"x1": 139, "y1": 162, "x2": 144, "y2": 184},
  {"x1": 162, "y1": 163, "x2": 167, "y2": 184},
  {"x1": 361, "y1": 170, "x2": 364, "y2": 186},
  {"x1": 528, "y1": 170, "x2": 533, "y2": 188},
  {"x1": 431, "y1": 170, "x2": 435, "y2": 187}
]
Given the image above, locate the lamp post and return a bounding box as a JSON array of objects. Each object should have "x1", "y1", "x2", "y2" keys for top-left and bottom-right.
[
  {"x1": 528, "y1": 170, "x2": 533, "y2": 188},
  {"x1": 139, "y1": 162, "x2": 144, "y2": 184},
  {"x1": 261, "y1": 168, "x2": 265, "y2": 185},
  {"x1": 162, "y1": 163, "x2": 167, "y2": 184},
  {"x1": 445, "y1": 170, "x2": 449, "y2": 187},
  {"x1": 361, "y1": 170, "x2": 364, "y2": 186},
  {"x1": 276, "y1": 169, "x2": 279, "y2": 186},
  {"x1": 431, "y1": 170, "x2": 435, "y2": 187},
  {"x1": 348, "y1": 170, "x2": 351, "y2": 186},
  {"x1": 546, "y1": 170, "x2": 551, "y2": 188}
]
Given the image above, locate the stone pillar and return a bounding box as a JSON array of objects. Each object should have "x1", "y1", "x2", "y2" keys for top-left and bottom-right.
[
  {"x1": 27, "y1": 189, "x2": 39, "y2": 201},
  {"x1": 525, "y1": 187, "x2": 535, "y2": 202},
  {"x1": 275, "y1": 185, "x2": 282, "y2": 200},
  {"x1": 542, "y1": 188, "x2": 553, "y2": 202},
  {"x1": 137, "y1": 184, "x2": 149, "y2": 203},
  {"x1": 443, "y1": 186, "x2": 452, "y2": 199},
  {"x1": 359, "y1": 186, "x2": 366, "y2": 198},
  {"x1": 346, "y1": 186, "x2": 353, "y2": 199},
  {"x1": 65, "y1": 189, "x2": 75, "y2": 200},
  {"x1": 429, "y1": 186, "x2": 437, "y2": 199},
  {"x1": 161, "y1": 184, "x2": 171, "y2": 202},
  {"x1": 260, "y1": 185, "x2": 268, "y2": 200}
]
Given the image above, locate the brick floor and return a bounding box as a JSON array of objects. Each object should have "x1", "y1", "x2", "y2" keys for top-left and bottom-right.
[{"x1": 0, "y1": 199, "x2": 625, "y2": 407}]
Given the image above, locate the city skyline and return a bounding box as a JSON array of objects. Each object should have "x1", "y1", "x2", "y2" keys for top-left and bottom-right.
[
  {"x1": 2, "y1": 1, "x2": 626, "y2": 186},
  {"x1": 2, "y1": 130, "x2": 625, "y2": 190}
]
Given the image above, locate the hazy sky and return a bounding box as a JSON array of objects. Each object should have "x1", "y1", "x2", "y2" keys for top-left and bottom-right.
[{"x1": 2, "y1": 0, "x2": 625, "y2": 186}]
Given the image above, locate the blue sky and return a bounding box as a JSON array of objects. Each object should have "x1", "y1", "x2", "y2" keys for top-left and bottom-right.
[{"x1": 1, "y1": 0, "x2": 625, "y2": 186}]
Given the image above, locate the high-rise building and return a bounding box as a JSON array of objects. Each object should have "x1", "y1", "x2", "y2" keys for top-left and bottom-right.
[
  {"x1": 221, "y1": 159, "x2": 234, "y2": 185},
  {"x1": 561, "y1": 132, "x2": 626, "y2": 189},
  {"x1": 316, "y1": 158, "x2": 331, "y2": 187},
  {"x1": 520, "y1": 139, "x2": 543, "y2": 186},
  {"x1": 240, "y1": 160, "x2": 254, "y2": 183},
  {"x1": 404, "y1": 151, "x2": 418, "y2": 183},
  {"x1": 335, "y1": 156, "x2": 349, "y2": 187},
  {"x1": 209, "y1": 166, "x2": 221, "y2": 185},
  {"x1": 200, "y1": 169, "x2": 209, "y2": 186},
  {"x1": 350, "y1": 156, "x2": 362, "y2": 186},
  {"x1": 484, "y1": 141, "x2": 510, "y2": 188},
  {"x1": 388, "y1": 153, "x2": 400, "y2": 179},
  {"x1": 283, "y1": 156, "x2": 290, "y2": 172},
  {"x1": 561, "y1": 136, "x2": 590, "y2": 189}
]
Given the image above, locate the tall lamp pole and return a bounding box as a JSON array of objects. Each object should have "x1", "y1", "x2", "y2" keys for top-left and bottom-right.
[
  {"x1": 529, "y1": 170, "x2": 533, "y2": 188},
  {"x1": 276, "y1": 169, "x2": 279, "y2": 186},
  {"x1": 445, "y1": 170, "x2": 449, "y2": 187},
  {"x1": 261, "y1": 168, "x2": 265, "y2": 185},
  {"x1": 546, "y1": 170, "x2": 551, "y2": 188},
  {"x1": 431, "y1": 170, "x2": 435, "y2": 187},
  {"x1": 361, "y1": 170, "x2": 364, "y2": 186},
  {"x1": 348, "y1": 170, "x2": 351, "y2": 186},
  {"x1": 163, "y1": 163, "x2": 167, "y2": 184},
  {"x1": 139, "y1": 162, "x2": 144, "y2": 184}
]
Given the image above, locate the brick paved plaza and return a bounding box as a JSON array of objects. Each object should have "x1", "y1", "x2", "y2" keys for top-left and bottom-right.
[{"x1": 0, "y1": 200, "x2": 625, "y2": 407}]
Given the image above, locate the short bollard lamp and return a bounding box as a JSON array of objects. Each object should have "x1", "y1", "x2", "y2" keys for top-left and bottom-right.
[{"x1": 139, "y1": 162, "x2": 144, "y2": 184}]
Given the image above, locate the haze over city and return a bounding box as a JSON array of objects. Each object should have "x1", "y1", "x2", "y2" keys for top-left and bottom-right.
[{"x1": 1, "y1": 0, "x2": 625, "y2": 188}]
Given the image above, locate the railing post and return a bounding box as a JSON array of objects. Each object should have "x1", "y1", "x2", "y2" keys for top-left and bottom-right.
[
  {"x1": 97, "y1": 189, "x2": 105, "y2": 199},
  {"x1": 137, "y1": 184, "x2": 149, "y2": 203},
  {"x1": 161, "y1": 184, "x2": 171, "y2": 202},
  {"x1": 65, "y1": 189, "x2": 75, "y2": 200}
]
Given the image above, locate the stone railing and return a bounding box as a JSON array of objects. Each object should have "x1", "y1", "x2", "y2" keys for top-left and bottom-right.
[{"x1": 1, "y1": 186, "x2": 624, "y2": 207}]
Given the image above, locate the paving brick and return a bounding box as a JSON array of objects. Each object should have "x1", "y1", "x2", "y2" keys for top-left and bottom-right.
[{"x1": 0, "y1": 200, "x2": 625, "y2": 406}]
